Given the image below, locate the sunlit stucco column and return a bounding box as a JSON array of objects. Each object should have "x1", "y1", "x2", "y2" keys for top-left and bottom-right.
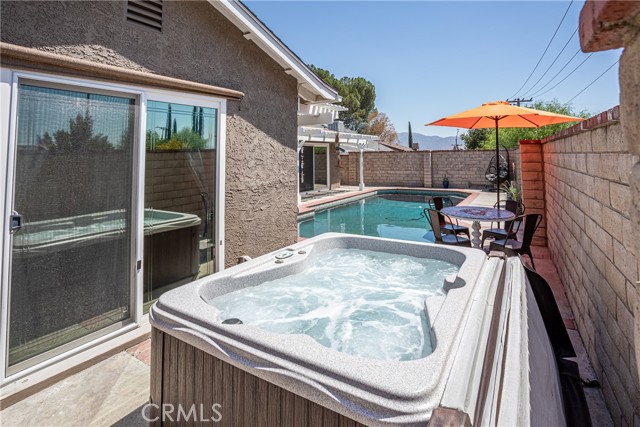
[{"x1": 358, "y1": 140, "x2": 366, "y2": 191}]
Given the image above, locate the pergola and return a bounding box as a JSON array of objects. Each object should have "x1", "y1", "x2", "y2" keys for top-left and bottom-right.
[{"x1": 297, "y1": 126, "x2": 381, "y2": 196}]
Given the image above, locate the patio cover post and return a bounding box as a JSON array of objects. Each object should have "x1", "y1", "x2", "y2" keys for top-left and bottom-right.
[{"x1": 358, "y1": 140, "x2": 365, "y2": 191}]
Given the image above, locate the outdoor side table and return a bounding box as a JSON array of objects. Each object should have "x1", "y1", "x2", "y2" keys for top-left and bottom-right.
[{"x1": 440, "y1": 206, "x2": 516, "y2": 249}]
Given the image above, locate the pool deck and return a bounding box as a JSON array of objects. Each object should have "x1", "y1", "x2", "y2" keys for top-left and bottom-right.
[{"x1": 0, "y1": 188, "x2": 614, "y2": 426}]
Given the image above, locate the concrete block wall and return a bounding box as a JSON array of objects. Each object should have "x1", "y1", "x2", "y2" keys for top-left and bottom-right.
[
  {"x1": 431, "y1": 149, "x2": 520, "y2": 189},
  {"x1": 145, "y1": 151, "x2": 215, "y2": 220},
  {"x1": 339, "y1": 149, "x2": 519, "y2": 189},
  {"x1": 314, "y1": 153, "x2": 327, "y2": 184},
  {"x1": 529, "y1": 112, "x2": 640, "y2": 426},
  {"x1": 363, "y1": 151, "x2": 431, "y2": 187},
  {"x1": 14, "y1": 151, "x2": 132, "y2": 222}
]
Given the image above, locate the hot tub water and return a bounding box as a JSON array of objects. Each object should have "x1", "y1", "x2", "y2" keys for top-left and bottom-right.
[{"x1": 209, "y1": 248, "x2": 459, "y2": 361}]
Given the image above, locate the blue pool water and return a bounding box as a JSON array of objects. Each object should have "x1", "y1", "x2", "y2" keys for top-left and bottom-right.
[{"x1": 298, "y1": 192, "x2": 466, "y2": 243}]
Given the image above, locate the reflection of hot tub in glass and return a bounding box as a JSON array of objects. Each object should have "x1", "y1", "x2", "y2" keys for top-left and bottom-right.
[
  {"x1": 10, "y1": 209, "x2": 200, "y2": 365},
  {"x1": 13, "y1": 210, "x2": 201, "y2": 289},
  {"x1": 143, "y1": 209, "x2": 202, "y2": 301},
  {"x1": 150, "y1": 233, "x2": 567, "y2": 426},
  {"x1": 13, "y1": 209, "x2": 201, "y2": 252}
]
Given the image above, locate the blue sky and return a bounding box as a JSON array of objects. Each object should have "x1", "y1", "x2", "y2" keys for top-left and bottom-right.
[{"x1": 245, "y1": 1, "x2": 622, "y2": 138}]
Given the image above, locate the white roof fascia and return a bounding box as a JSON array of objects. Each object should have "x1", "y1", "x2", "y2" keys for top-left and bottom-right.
[{"x1": 209, "y1": 0, "x2": 341, "y2": 104}]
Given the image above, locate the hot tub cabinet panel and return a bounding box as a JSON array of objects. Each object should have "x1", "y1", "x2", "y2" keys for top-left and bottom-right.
[
  {"x1": 149, "y1": 234, "x2": 568, "y2": 427},
  {"x1": 150, "y1": 328, "x2": 369, "y2": 427}
]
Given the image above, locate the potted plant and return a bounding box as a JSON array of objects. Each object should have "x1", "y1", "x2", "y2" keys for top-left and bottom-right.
[
  {"x1": 500, "y1": 180, "x2": 521, "y2": 201},
  {"x1": 442, "y1": 175, "x2": 450, "y2": 189}
]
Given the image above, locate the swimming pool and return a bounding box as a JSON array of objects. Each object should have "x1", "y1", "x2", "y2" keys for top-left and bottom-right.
[{"x1": 298, "y1": 190, "x2": 469, "y2": 242}]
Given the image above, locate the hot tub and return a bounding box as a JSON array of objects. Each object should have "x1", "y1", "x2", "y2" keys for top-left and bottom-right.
[{"x1": 149, "y1": 233, "x2": 568, "y2": 426}]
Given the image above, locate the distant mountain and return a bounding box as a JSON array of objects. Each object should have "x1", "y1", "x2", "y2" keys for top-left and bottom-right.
[{"x1": 396, "y1": 132, "x2": 460, "y2": 151}]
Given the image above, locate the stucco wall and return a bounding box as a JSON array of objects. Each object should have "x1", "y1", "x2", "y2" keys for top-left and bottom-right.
[
  {"x1": 527, "y1": 115, "x2": 640, "y2": 426},
  {"x1": 1, "y1": 1, "x2": 299, "y2": 266},
  {"x1": 339, "y1": 149, "x2": 520, "y2": 190}
]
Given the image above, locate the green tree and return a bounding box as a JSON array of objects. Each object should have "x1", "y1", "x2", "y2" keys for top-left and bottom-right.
[
  {"x1": 485, "y1": 99, "x2": 590, "y2": 148},
  {"x1": 38, "y1": 113, "x2": 113, "y2": 152},
  {"x1": 309, "y1": 65, "x2": 376, "y2": 132},
  {"x1": 362, "y1": 110, "x2": 397, "y2": 143},
  {"x1": 408, "y1": 122, "x2": 413, "y2": 148},
  {"x1": 460, "y1": 128, "x2": 490, "y2": 150}
]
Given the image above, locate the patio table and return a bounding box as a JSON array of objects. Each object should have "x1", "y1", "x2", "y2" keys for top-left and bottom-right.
[{"x1": 440, "y1": 206, "x2": 516, "y2": 249}]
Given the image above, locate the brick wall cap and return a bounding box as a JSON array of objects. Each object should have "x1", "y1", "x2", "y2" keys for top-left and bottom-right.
[
  {"x1": 519, "y1": 140, "x2": 542, "y2": 145},
  {"x1": 540, "y1": 106, "x2": 620, "y2": 144}
]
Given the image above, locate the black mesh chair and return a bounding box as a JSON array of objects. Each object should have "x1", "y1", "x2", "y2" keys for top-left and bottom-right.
[
  {"x1": 425, "y1": 208, "x2": 471, "y2": 247},
  {"x1": 481, "y1": 200, "x2": 525, "y2": 247},
  {"x1": 489, "y1": 213, "x2": 542, "y2": 269},
  {"x1": 427, "y1": 196, "x2": 470, "y2": 239}
]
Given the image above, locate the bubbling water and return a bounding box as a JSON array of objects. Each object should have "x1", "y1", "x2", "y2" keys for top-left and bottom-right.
[{"x1": 210, "y1": 248, "x2": 459, "y2": 361}]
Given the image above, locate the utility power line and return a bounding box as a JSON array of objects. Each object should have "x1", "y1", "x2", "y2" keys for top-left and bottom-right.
[
  {"x1": 509, "y1": 0, "x2": 574, "y2": 99},
  {"x1": 533, "y1": 53, "x2": 593, "y2": 98},
  {"x1": 528, "y1": 49, "x2": 582, "y2": 97},
  {"x1": 521, "y1": 28, "x2": 578, "y2": 98},
  {"x1": 565, "y1": 59, "x2": 620, "y2": 104}
]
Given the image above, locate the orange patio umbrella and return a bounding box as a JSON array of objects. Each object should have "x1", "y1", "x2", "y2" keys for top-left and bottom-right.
[{"x1": 426, "y1": 101, "x2": 583, "y2": 208}]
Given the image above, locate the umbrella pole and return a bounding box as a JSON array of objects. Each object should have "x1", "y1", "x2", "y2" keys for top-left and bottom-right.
[{"x1": 495, "y1": 119, "x2": 500, "y2": 211}]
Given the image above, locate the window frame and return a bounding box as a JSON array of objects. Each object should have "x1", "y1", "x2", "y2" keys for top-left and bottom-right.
[{"x1": 0, "y1": 69, "x2": 227, "y2": 385}]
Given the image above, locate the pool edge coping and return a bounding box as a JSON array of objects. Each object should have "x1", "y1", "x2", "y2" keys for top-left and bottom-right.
[{"x1": 297, "y1": 187, "x2": 479, "y2": 221}]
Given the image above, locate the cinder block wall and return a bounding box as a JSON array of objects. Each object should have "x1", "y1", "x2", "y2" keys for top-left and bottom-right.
[
  {"x1": 431, "y1": 149, "x2": 520, "y2": 189},
  {"x1": 339, "y1": 149, "x2": 519, "y2": 189},
  {"x1": 145, "y1": 151, "x2": 215, "y2": 219},
  {"x1": 525, "y1": 108, "x2": 640, "y2": 426},
  {"x1": 314, "y1": 152, "x2": 327, "y2": 185}
]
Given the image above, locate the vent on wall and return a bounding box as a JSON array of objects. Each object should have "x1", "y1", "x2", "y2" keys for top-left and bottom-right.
[{"x1": 127, "y1": 1, "x2": 163, "y2": 31}]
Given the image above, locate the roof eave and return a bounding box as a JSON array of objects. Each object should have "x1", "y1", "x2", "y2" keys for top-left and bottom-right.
[{"x1": 208, "y1": 0, "x2": 341, "y2": 104}]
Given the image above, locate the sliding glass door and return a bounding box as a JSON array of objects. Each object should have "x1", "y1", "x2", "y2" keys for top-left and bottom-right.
[
  {"x1": 6, "y1": 81, "x2": 137, "y2": 372},
  {"x1": 143, "y1": 100, "x2": 218, "y2": 311}
]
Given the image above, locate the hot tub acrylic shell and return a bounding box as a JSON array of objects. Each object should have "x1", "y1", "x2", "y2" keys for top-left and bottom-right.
[{"x1": 150, "y1": 233, "x2": 497, "y2": 426}]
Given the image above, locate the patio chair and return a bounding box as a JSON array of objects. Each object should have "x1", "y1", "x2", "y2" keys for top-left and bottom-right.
[
  {"x1": 425, "y1": 208, "x2": 471, "y2": 247},
  {"x1": 427, "y1": 197, "x2": 470, "y2": 238},
  {"x1": 481, "y1": 200, "x2": 525, "y2": 247},
  {"x1": 489, "y1": 213, "x2": 542, "y2": 269}
]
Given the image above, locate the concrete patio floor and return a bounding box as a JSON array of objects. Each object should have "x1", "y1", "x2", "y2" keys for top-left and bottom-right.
[{"x1": 0, "y1": 188, "x2": 614, "y2": 426}]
